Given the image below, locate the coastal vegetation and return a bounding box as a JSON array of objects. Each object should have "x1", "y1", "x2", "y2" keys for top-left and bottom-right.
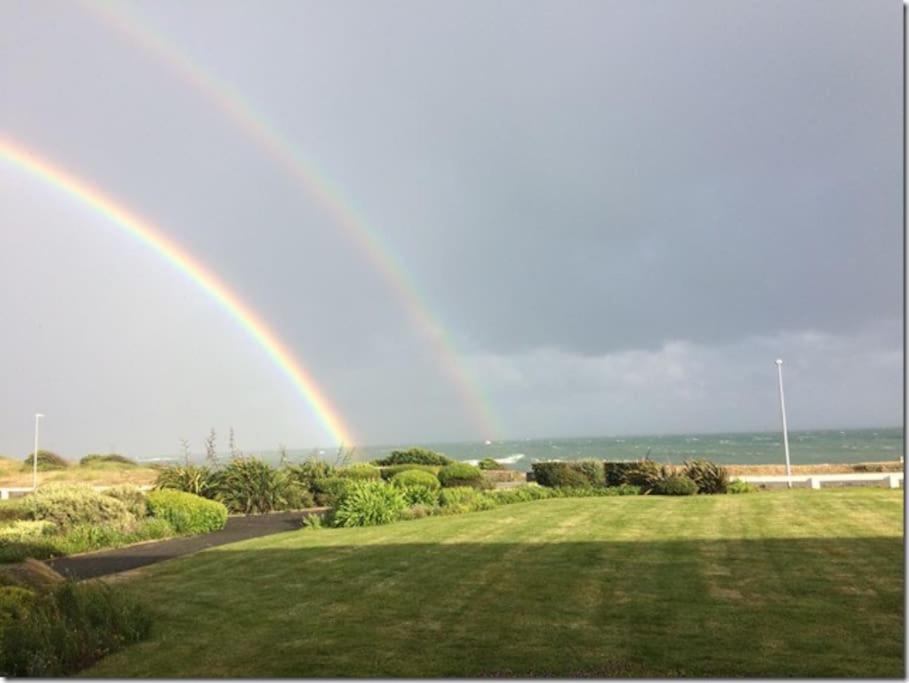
[
  {"x1": 83, "y1": 489, "x2": 903, "y2": 677},
  {"x1": 0, "y1": 579, "x2": 151, "y2": 677},
  {"x1": 0, "y1": 485, "x2": 226, "y2": 563}
]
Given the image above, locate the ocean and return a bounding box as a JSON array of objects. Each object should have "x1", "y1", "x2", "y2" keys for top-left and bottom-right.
[{"x1": 255, "y1": 426, "x2": 903, "y2": 472}]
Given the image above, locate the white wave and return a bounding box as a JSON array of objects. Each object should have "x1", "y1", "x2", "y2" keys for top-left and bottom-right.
[
  {"x1": 463, "y1": 459, "x2": 480, "y2": 466},
  {"x1": 496, "y1": 453, "x2": 525, "y2": 465}
]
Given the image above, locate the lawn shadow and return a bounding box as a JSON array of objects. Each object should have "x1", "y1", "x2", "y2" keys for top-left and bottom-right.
[{"x1": 81, "y1": 535, "x2": 904, "y2": 678}]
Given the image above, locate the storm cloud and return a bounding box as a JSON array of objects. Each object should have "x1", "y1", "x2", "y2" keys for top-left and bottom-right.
[{"x1": 0, "y1": 0, "x2": 901, "y2": 456}]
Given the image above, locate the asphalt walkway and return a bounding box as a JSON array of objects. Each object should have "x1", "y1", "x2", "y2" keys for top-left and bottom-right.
[{"x1": 47, "y1": 509, "x2": 326, "y2": 580}]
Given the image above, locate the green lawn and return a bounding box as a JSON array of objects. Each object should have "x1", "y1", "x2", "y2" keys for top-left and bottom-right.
[{"x1": 85, "y1": 489, "x2": 904, "y2": 678}]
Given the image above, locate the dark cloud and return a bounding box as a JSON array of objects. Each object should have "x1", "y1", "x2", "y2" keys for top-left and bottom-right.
[{"x1": 0, "y1": 0, "x2": 900, "y2": 454}]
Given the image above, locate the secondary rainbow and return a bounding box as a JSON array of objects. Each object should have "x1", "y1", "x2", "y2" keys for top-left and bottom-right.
[
  {"x1": 80, "y1": 0, "x2": 501, "y2": 440},
  {"x1": 0, "y1": 136, "x2": 354, "y2": 447}
]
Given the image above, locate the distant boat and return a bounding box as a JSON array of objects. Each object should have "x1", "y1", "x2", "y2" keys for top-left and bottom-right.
[{"x1": 484, "y1": 440, "x2": 492, "y2": 445}]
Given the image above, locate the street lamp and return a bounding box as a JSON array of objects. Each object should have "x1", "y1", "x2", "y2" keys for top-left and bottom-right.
[
  {"x1": 32, "y1": 413, "x2": 44, "y2": 491},
  {"x1": 774, "y1": 360, "x2": 792, "y2": 489}
]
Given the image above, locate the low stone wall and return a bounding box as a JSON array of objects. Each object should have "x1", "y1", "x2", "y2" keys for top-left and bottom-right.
[{"x1": 481, "y1": 469, "x2": 527, "y2": 485}]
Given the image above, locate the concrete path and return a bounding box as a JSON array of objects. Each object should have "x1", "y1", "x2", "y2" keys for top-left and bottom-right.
[{"x1": 47, "y1": 509, "x2": 327, "y2": 581}]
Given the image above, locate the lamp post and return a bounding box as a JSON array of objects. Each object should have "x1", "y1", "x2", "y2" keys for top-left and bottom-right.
[
  {"x1": 32, "y1": 413, "x2": 44, "y2": 491},
  {"x1": 774, "y1": 360, "x2": 792, "y2": 489}
]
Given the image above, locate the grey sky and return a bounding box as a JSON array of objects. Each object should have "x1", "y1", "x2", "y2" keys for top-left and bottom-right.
[{"x1": 0, "y1": 0, "x2": 902, "y2": 458}]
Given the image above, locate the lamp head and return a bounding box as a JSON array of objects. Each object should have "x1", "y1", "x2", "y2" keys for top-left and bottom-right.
[{"x1": 774, "y1": 359, "x2": 783, "y2": 366}]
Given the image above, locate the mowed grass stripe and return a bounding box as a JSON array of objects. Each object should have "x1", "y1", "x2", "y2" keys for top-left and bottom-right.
[{"x1": 84, "y1": 489, "x2": 903, "y2": 678}]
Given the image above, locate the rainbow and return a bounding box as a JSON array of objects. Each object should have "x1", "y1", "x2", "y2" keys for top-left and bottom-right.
[
  {"x1": 0, "y1": 136, "x2": 354, "y2": 447},
  {"x1": 80, "y1": 0, "x2": 501, "y2": 440}
]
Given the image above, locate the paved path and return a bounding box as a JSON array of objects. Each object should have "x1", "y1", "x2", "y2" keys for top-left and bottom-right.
[{"x1": 48, "y1": 509, "x2": 327, "y2": 581}]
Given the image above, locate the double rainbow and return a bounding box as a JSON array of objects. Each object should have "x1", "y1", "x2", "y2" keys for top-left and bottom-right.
[
  {"x1": 80, "y1": 0, "x2": 500, "y2": 440},
  {"x1": 0, "y1": 136, "x2": 354, "y2": 447}
]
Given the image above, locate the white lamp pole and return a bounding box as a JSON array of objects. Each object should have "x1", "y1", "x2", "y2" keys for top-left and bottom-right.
[
  {"x1": 774, "y1": 360, "x2": 792, "y2": 489},
  {"x1": 32, "y1": 413, "x2": 44, "y2": 491}
]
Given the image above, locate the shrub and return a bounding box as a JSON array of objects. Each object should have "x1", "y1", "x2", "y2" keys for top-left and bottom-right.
[
  {"x1": 0, "y1": 520, "x2": 56, "y2": 542},
  {"x1": 398, "y1": 504, "x2": 436, "y2": 521},
  {"x1": 0, "y1": 581, "x2": 152, "y2": 677},
  {"x1": 531, "y1": 462, "x2": 594, "y2": 488},
  {"x1": 101, "y1": 485, "x2": 147, "y2": 518},
  {"x1": 155, "y1": 465, "x2": 219, "y2": 498},
  {"x1": 373, "y1": 448, "x2": 452, "y2": 467},
  {"x1": 0, "y1": 501, "x2": 26, "y2": 523},
  {"x1": 302, "y1": 514, "x2": 323, "y2": 530},
  {"x1": 401, "y1": 485, "x2": 439, "y2": 507},
  {"x1": 22, "y1": 450, "x2": 69, "y2": 471},
  {"x1": 390, "y1": 469, "x2": 441, "y2": 490},
  {"x1": 146, "y1": 489, "x2": 227, "y2": 534},
  {"x1": 490, "y1": 485, "x2": 557, "y2": 505},
  {"x1": 727, "y1": 480, "x2": 759, "y2": 494},
  {"x1": 333, "y1": 481, "x2": 407, "y2": 527},
  {"x1": 335, "y1": 463, "x2": 382, "y2": 480},
  {"x1": 654, "y1": 475, "x2": 698, "y2": 496},
  {"x1": 283, "y1": 461, "x2": 335, "y2": 487},
  {"x1": 23, "y1": 485, "x2": 134, "y2": 531},
  {"x1": 215, "y1": 457, "x2": 288, "y2": 514},
  {"x1": 478, "y1": 458, "x2": 504, "y2": 470},
  {"x1": 312, "y1": 477, "x2": 354, "y2": 507},
  {"x1": 280, "y1": 482, "x2": 316, "y2": 510},
  {"x1": 604, "y1": 460, "x2": 667, "y2": 491},
  {"x1": 683, "y1": 459, "x2": 729, "y2": 494},
  {"x1": 438, "y1": 486, "x2": 498, "y2": 512},
  {"x1": 378, "y1": 464, "x2": 442, "y2": 480},
  {"x1": 437, "y1": 463, "x2": 483, "y2": 488},
  {"x1": 0, "y1": 586, "x2": 35, "y2": 629},
  {"x1": 80, "y1": 454, "x2": 137, "y2": 467}
]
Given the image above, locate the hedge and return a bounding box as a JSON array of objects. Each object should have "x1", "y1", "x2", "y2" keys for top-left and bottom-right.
[
  {"x1": 373, "y1": 448, "x2": 452, "y2": 467},
  {"x1": 437, "y1": 463, "x2": 483, "y2": 488},
  {"x1": 390, "y1": 469, "x2": 440, "y2": 490},
  {"x1": 531, "y1": 461, "x2": 603, "y2": 488},
  {"x1": 23, "y1": 485, "x2": 134, "y2": 531},
  {"x1": 145, "y1": 490, "x2": 227, "y2": 534},
  {"x1": 378, "y1": 464, "x2": 442, "y2": 480}
]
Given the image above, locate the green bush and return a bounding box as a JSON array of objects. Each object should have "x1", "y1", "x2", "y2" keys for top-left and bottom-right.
[
  {"x1": 490, "y1": 485, "x2": 557, "y2": 504},
  {"x1": 154, "y1": 465, "x2": 219, "y2": 498},
  {"x1": 312, "y1": 477, "x2": 354, "y2": 507},
  {"x1": 146, "y1": 489, "x2": 227, "y2": 534},
  {"x1": 215, "y1": 458, "x2": 288, "y2": 514},
  {"x1": 101, "y1": 485, "x2": 148, "y2": 518},
  {"x1": 0, "y1": 501, "x2": 26, "y2": 523},
  {"x1": 22, "y1": 450, "x2": 69, "y2": 471},
  {"x1": 390, "y1": 469, "x2": 441, "y2": 490},
  {"x1": 604, "y1": 460, "x2": 667, "y2": 491},
  {"x1": 283, "y1": 461, "x2": 335, "y2": 489},
  {"x1": 373, "y1": 448, "x2": 452, "y2": 467},
  {"x1": 280, "y1": 482, "x2": 316, "y2": 510},
  {"x1": 654, "y1": 475, "x2": 698, "y2": 496},
  {"x1": 727, "y1": 480, "x2": 759, "y2": 494},
  {"x1": 333, "y1": 481, "x2": 407, "y2": 527},
  {"x1": 0, "y1": 520, "x2": 56, "y2": 542},
  {"x1": 23, "y1": 485, "x2": 134, "y2": 531},
  {"x1": 531, "y1": 462, "x2": 594, "y2": 488},
  {"x1": 335, "y1": 463, "x2": 382, "y2": 480},
  {"x1": 401, "y1": 485, "x2": 439, "y2": 507},
  {"x1": 437, "y1": 463, "x2": 483, "y2": 488},
  {"x1": 378, "y1": 464, "x2": 442, "y2": 480},
  {"x1": 0, "y1": 586, "x2": 35, "y2": 629},
  {"x1": 0, "y1": 581, "x2": 152, "y2": 677},
  {"x1": 682, "y1": 459, "x2": 729, "y2": 494},
  {"x1": 80, "y1": 454, "x2": 137, "y2": 467},
  {"x1": 478, "y1": 458, "x2": 504, "y2": 470},
  {"x1": 398, "y1": 504, "x2": 436, "y2": 520},
  {"x1": 438, "y1": 486, "x2": 498, "y2": 512}
]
